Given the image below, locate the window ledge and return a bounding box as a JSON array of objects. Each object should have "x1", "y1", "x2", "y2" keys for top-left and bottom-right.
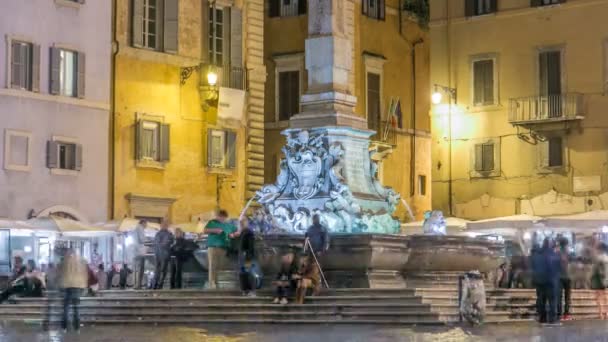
[
  {"x1": 469, "y1": 103, "x2": 503, "y2": 113},
  {"x1": 538, "y1": 167, "x2": 566, "y2": 174},
  {"x1": 470, "y1": 170, "x2": 500, "y2": 179},
  {"x1": 207, "y1": 167, "x2": 235, "y2": 175},
  {"x1": 265, "y1": 121, "x2": 290, "y2": 130},
  {"x1": 54, "y1": 0, "x2": 81, "y2": 9},
  {"x1": 4, "y1": 165, "x2": 31, "y2": 172},
  {"x1": 50, "y1": 168, "x2": 79, "y2": 176},
  {"x1": 136, "y1": 160, "x2": 165, "y2": 170}
]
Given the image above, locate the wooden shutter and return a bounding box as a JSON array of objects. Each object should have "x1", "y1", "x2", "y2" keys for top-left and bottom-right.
[
  {"x1": 548, "y1": 137, "x2": 563, "y2": 167},
  {"x1": 483, "y1": 60, "x2": 494, "y2": 104},
  {"x1": 546, "y1": 51, "x2": 561, "y2": 95},
  {"x1": 31, "y1": 44, "x2": 40, "y2": 92},
  {"x1": 474, "y1": 144, "x2": 483, "y2": 172},
  {"x1": 226, "y1": 131, "x2": 236, "y2": 169},
  {"x1": 77, "y1": 52, "x2": 86, "y2": 98},
  {"x1": 230, "y1": 7, "x2": 243, "y2": 68},
  {"x1": 298, "y1": 0, "x2": 307, "y2": 15},
  {"x1": 131, "y1": 0, "x2": 144, "y2": 48},
  {"x1": 269, "y1": 0, "x2": 280, "y2": 17},
  {"x1": 378, "y1": 0, "x2": 385, "y2": 20},
  {"x1": 75, "y1": 144, "x2": 83, "y2": 171},
  {"x1": 10, "y1": 42, "x2": 23, "y2": 89},
  {"x1": 47, "y1": 141, "x2": 59, "y2": 169},
  {"x1": 206, "y1": 129, "x2": 213, "y2": 166},
  {"x1": 49, "y1": 47, "x2": 61, "y2": 95},
  {"x1": 531, "y1": 0, "x2": 542, "y2": 7},
  {"x1": 362, "y1": 0, "x2": 369, "y2": 16},
  {"x1": 490, "y1": 0, "x2": 498, "y2": 13},
  {"x1": 538, "y1": 140, "x2": 549, "y2": 168},
  {"x1": 289, "y1": 71, "x2": 300, "y2": 117},
  {"x1": 483, "y1": 144, "x2": 494, "y2": 171},
  {"x1": 160, "y1": 123, "x2": 170, "y2": 162},
  {"x1": 135, "y1": 120, "x2": 144, "y2": 160},
  {"x1": 164, "y1": 0, "x2": 179, "y2": 54},
  {"x1": 465, "y1": 0, "x2": 475, "y2": 16}
]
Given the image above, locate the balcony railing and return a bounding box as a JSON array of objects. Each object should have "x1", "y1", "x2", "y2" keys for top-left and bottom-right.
[
  {"x1": 201, "y1": 64, "x2": 247, "y2": 90},
  {"x1": 508, "y1": 93, "x2": 584, "y2": 124},
  {"x1": 280, "y1": 1, "x2": 299, "y2": 17},
  {"x1": 370, "y1": 120, "x2": 397, "y2": 146}
]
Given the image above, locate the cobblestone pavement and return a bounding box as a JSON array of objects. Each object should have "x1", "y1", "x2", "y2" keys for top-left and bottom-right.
[{"x1": 2, "y1": 321, "x2": 608, "y2": 342}]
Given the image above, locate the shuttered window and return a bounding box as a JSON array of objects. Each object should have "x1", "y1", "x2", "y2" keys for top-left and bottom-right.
[
  {"x1": 531, "y1": 0, "x2": 564, "y2": 7},
  {"x1": 474, "y1": 143, "x2": 494, "y2": 172},
  {"x1": 465, "y1": 0, "x2": 497, "y2": 16},
  {"x1": 473, "y1": 59, "x2": 494, "y2": 106},
  {"x1": 207, "y1": 129, "x2": 236, "y2": 169},
  {"x1": 136, "y1": 120, "x2": 170, "y2": 162},
  {"x1": 278, "y1": 71, "x2": 300, "y2": 121},
  {"x1": 47, "y1": 141, "x2": 83, "y2": 171},
  {"x1": 362, "y1": 0, "x2": 385, "y2": 20},
  {"x1": 539, "y1": 50, "x2": 562, "y2": 118},
  {"x1": 209, "y1": 6, "x2": 225, "y2": 65},
  {"x1": 418, "y1": 175, "x2": 427, "y2": 196},
  {"x1": 10, "y1": 41, "x2": 39, "y2": 92},
  {"x1": 131, "y1": 0, "x2": 178, "y2": 53},
  {"x1": 50, "y1": 48, "x2": 85, "y2": 98},
  {"x1": 548, "y1": 137, "x2": 563, "y2": 167},
  {"x1": 367, "y1": 73, "x2": 381, "y2": 133},
  {"x1": 269, "y1": 0, "x2": 306, "y2": 17}
]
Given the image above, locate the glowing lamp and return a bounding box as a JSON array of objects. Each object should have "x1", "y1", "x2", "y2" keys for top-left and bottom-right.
[
  {"x1": 432, "y1": 91, "x2": 443, "y2": 104},
  {"x1": 207, "y1": 71, "x2": 218, "y2": 86}
]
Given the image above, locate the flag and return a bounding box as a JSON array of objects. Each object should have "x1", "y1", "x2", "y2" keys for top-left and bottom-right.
[{"x1": 394, "y1": 99, "x2": 403, "y2": 129}]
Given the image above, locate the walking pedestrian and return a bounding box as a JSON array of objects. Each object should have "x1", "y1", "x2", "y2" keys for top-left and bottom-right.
[
  {"x1": 204, "y1": 210, "x2": 237, "y2": 289},
  {"x1": 231, "y1": 219, "x2": 258, "y2": 296},
  {"x1": 96, "y1": 264, "x2": 107, "y2": 291},
  {"x1": 152, "y1": 220, "x2": 174, "y2": 289},
  {"x1": 58, "y1": 249, "x2": 88, "y2": 332},
  {"x1": 303, "y1": 215, "x2": 329, "y2": 296},
  {"x1": 591, "y1": 242, "x2": 608, "y2": 319},
  {"x1": 530, "y1": 242, "x2": 547, "y2": 323},
  {"x1": 557, "y1": 237, "x2": 572, "y2": 321},
  {"x1": 543, "y1": 238, "x2": 562, "y2": 325},
  {"x1": 132, "y1": 220, "x2": 148, "y2": 289},
  {"x1": 170, "y1": 228, "x2": 196, "y2": 289}
]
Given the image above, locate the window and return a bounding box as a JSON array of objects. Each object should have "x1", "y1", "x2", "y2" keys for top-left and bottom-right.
[
  {"x1": 278, "y1": 71, "x2": 300, "y2": 121},
  {"x1": 539, "y1": 50, "x2": 562, "y2": 118},
  {"x1": 4, "y1": 129, "x2": 32, "y2": 172},
  {"x1": 136, "y1": 120, "x2": 170, "y2": 163},
  {"x1": 209, "y1": 6, "x2": 225, "y2": 65},
  {"x1": 50, "y1": 48, "x2": 85, "y2": 98},
  {"x1": 538, "y1": 136, "x2": 564, "y2": 171},
  {"x1": 418, "y1": 175, "x2": 427, "y2": 196},
  {"x1": 548, "y1": 137, "x2": 563, "y2": 167},
  {"x1": 362, "y1": 0, "x2": 385, "y2": 20},
  {"x1": 47, "y1": 140, "x2": 82, "y2": 171},
  {"x1": 532, "y1": 0, "x2": 564, "y2": 7},
  {"x1": 207, "y1": 129, "x2": 236, "y2": 169},
  {"x1": 10, "y1": 41, "x2": 39, "y2": 91},
  {"x1": 473, "y1": 59, "x2": 494, "y2": 106},
  {"x1": 474, "y1": 143, "x2": 494, "y2": 172},
  {"x1": 465, "y1": 0, "x2": 497, "y2": 16},
  {"x1": 367, "y1": 73, "x2": 381, "y2": 133},
  {"x1": 269, "y1": 0, "x2": 307, "y2": 17},
  {"x1": 131, "y1": 0, "x2": 178, "y2": 53},
  {"x1": 604, "y1": 39, "x2": 608, "y2": 94}
]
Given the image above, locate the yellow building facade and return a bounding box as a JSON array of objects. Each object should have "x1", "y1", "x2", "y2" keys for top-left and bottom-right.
[
  {"x1": 430, "y1": 0, "x2": 608, "y2": 219},
  {"x1": 112, "y1": 0, "x2": 266, "y2": 223},
  {"x1": 263, "y1": 0, "x2": 432, "y2": 221}
]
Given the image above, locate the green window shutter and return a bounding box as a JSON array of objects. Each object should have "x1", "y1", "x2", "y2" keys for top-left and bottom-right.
[
  {"x1": 31, "y1": 44, "x2": 40, "y2": 92},
  {"x1": 77, "y1": 52, "x2": 86, "y2": 98},
  {"x1": 75, "y1": 144, "x2": 83, "y2": 171},
  {"x1": 47, "y1": 141, "x2": 59, "y2": 169},
  {"x1": 474, "y1": 144, "x2": 483, "y2": 172},
  {"x1": 49, "y1": 47, "x2": 61, "y2": 95},
  {"x1": 135, "y1": 120, "x2": 144, "y2": 160},
  {"x1": 163, "y1": 0, "x2": 179, "y2": 54},
  {"x1": 206, "y1": 129, "x2": 213, "y2": 166},
  {"x1": 269, "y1": 0, "x2": 280, "y2": 17},
  {"x1": 226, "y1": 131, "x2": 236, "y2": 169},
  {"x1": 297, "y1": 0, "x2": 306, "y2": 15},
  {"x1": 160, "y1": 123, "x2": 170, "y2": 162},
  {"x1": 378, "y1": 0, "x2": 385, "y2": 20},
  {"x1": 131, "y1": 0, "x2": 144, "y2": 47},
  {"x1": 230, "y1": 7, "x2": 243, "y2": 68},
  {"x1": 362, "y1": 0, "x2": 369, "y2": 16}
]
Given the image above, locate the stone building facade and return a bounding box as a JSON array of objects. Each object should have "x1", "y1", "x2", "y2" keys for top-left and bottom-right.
[
  {"x1": 112, "y1": 0, "x2": 265, "y2": 222},
  {"x1": 430, "y1": 0, "x2": 608, "y2": 219},
  {"x1": 263, "y1": 0, "x2": 432, "y2": 221},
  {"x1": 0, "y1": 0, "x2": 111, "y2": 223}
]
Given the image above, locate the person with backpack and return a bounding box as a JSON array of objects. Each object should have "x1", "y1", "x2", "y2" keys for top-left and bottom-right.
[
  {"x1": 591, "y1": 242, "x2": 608, "y2": 319},
  {"x1": 204, "y1": 210, "x2": 237, "y2": 289}
]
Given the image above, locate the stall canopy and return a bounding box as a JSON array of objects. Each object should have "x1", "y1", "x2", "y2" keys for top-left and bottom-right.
[
  {"x1": 466, "y1": 214, "x2": 544, "y2": 230},
  {"x1": 543, "y1": 210, "x2": 608, "y2": 229}
]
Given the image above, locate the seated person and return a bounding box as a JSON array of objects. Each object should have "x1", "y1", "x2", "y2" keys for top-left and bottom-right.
[
  {"x1": 295, "y1": 254, "x2": 321, "y2": 305},
  {"x1": 0, "y1": 260, "x2": 45, "y2": 303},
  {"x1": 273, "y1": 252, "x2": 298, "y2": 305}
]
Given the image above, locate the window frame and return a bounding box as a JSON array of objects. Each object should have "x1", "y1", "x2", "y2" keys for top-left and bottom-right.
[
  {"x1": 139, "y1": 120, "x2": 161, "y2": 162},
  {"x1": 362, "y1": 0, "x2": 386, "y2": 21},
  {"x1": 269, "y1": 0, "x2": 307, "y2": 18},
  {"x1": 536, "y1": 46, "x2": 566, "y2": 98},
  {"x1": 470, "y1": 138, "x2": 501, "y2": 178},
  {"x1": 274, "y1": 53, "x2": 305, "y2": 122},
  {"x1": 538, "y1": 135, "x2": 567, "y2": 173},
  {"x1": 49, "y1": 135, "x2": 81, "y2": 176},
  {"x1": 5, "y1": 36, "x2": 39, "y2": 92},
  {"x1": 418, "y1": 174, "x2": 427, "y2": 196},
  {"x1": 58, "y1": 49, "x2": 78, "y2": 98},
  {"x1": 142, "y1": 0, "x2": 161, "y2": 50},
  {"x1": 207, "y1": 128, "x2": 237, "y2": 171},
  {"x1": 364, "y1": 53, "x2": 386, "y2": 133},
  {"x1": 3, "y1": 129, "x2": 32, "y2": 172},
  {"x1": 135, "y1": 116, "x2": 170, "y2": 169},
  {"x1": 470, "y1": 53, "x2": 498, "y2": 107}
]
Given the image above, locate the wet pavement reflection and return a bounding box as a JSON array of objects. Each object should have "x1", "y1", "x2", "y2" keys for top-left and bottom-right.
[{"x1": 1, "y1": 321, "x2": 608, "y2": 342}]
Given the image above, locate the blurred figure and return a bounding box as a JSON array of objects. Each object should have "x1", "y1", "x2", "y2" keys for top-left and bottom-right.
[
  {"x1": 46, "y1": 263, "x2": 58, "y2": 291},
  {"x1": 273, "y1": 252, "x2": 297, "y2": 305},
  {"x1": 204, "y1": 210, "x2": 237, "y2": 289},
  {"x1": 540, "y1": 238, "x2": 562, "y2": 325},
  {"x1": 106, "y1": 264, "x2": 119, "y2": 289},
  {"x1": 9, "y1": 256, "x2": 26, "y2": 284},
  {"x1": 591, "y1": 242, "x2": 608, "y2": 319},
  {"x1": 119, "y1": 263, "x2": 132, "y2": 289},
  {"x1": 493, "y1": 263, "x2": 510, "y2": 289},
  {"x1": 152, "y1": 220, "x2": 174, "y2": 289},
  {"x1": 58, "y1": 249, "x2": 88, "y2": 332},
  {"x1": 90, "y1": 243, "x2": 103, "y2": 269},
  {"x1": 132, "y1": 220, "x2": 148, "y2": 289},
  {"x1": 0, "y1": 260, "x2": 45, "y2": 303},
  {"x1": 170, "y1": 228, "x2": 197, "y2": 289},
  {"x1": 557, "y1": 238, "x2": 572, "y2": 321},
  {"x1": 96, "y1": 264, "x2": 107, "y2": 291},
  {"x1": 231, "y1": 219, "x2": 258, "y2": 296},
  {"x1": 530, "y1": 242, "x2": 546, "y2": 323}
]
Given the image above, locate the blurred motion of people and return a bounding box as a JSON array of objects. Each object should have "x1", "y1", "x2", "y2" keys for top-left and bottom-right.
[
  {"x1": 132, "y1": 220, "x2": 148, "y2": 289},
  {"x1": 152, "y1": 220, "x2": 174, "y2": 289},
  {"x1": 204, "y1": 209, "x2": 237, "y2": 289},
  {"x1": 58, "y1": 249, "x2": 88, "y2": 332}
]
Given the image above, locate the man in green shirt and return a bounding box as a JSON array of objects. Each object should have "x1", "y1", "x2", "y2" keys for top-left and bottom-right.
[{"x1": 204, "y1": 209, "x2": 236, "y2": 289}]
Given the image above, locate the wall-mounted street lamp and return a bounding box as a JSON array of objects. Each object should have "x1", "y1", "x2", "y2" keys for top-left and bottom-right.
[
  {"x1": 431, "y1": 83, "x2": 457, "y2": 216},
  {"x1": 207, "y1": 70, "x2": 218, "y2": 87}
]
